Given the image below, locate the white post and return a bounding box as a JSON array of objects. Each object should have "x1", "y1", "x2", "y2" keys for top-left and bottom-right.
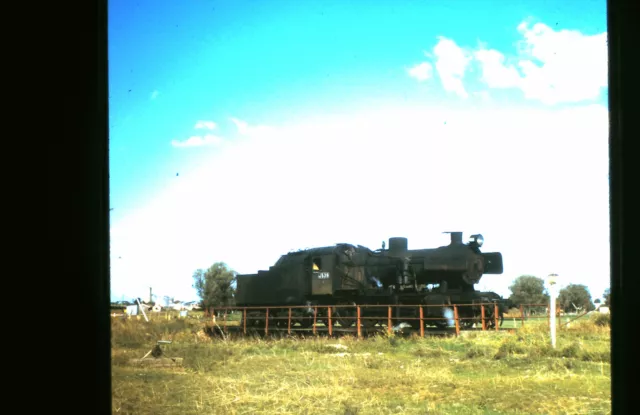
[
  {"x1": 547, "y1": 274, "x2": 558, "y2": 348},
  {"x1": 549, "y1": 287, "x2": 556, "y2": 348},
  {"x1": 136, "y1": 297, "x2": 149, "y2": 322}
]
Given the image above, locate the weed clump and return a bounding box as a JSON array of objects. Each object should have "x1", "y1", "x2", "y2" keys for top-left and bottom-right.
[
  {"x1": 580, "y1": 349, "x2": 610, "y2": 363},
  {"x1": 182, "y1": 344, "x2": 236, "y2": 373},
  {"x1": 593, "y1": 313, "x2": 610, "y2": 327},
  {"x1": 546, "y1": 358, "x2": 575, "y2": 372},
  {"x1": 494, "y1": 336, "x2": 526, "y2": 359},
  {"x1": 414, "y1": 346, "x2": 448, "y2": 359},
  {"x1": 465, "y1": 344, "x2": 493, "y2": 359},
  {"x1": 362, "y1": 358, "x2": 383, "y2": 370},
  {"x1": 561, "y1": 341, "x2": 582, "y2": 358},
  {"x1": 342, "y1": 402, "x2": 361, "y2": 415}
]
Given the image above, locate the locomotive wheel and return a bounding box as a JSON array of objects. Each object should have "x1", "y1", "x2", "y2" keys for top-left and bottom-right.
[
  {"x1": 276, "y1": 312, "x2": 289, "y2": 328},
  {"x1": 360, "y1": 310, "x2": 379, "y2": 328},
  {"x1": 313, "y1": 308, "x2": 335, "y2": 327},
  {"x1": 333, "y1": 302, "x2": 356, "y2": 328},
  {"x1": 461, "y1": 311, "x2": 480, "y2": 329},
  {"x1": 297, "y1": 317, "x2": 314, "y2": 328},
  {"x1": 461, "y1": 320, "x2": 475, "y2": 329},
  {"x1": 427, "y1": 312, "x2": 449, "y2": 329},
  {"x1": 362, "y1": 318, "x2": 378, "y2": 328},
  {"x1": 433, "y1": 321, "x2": 449, "y2": 330},
  {"x1": 486, "y1": 316, "x2": 496, "y2": 329},
  {"x1": 320, "y1": 317, "x2": 337, "y2": 327},
  {"x1": 246, "y1": 312, "x2": 266, "y2": 329}
]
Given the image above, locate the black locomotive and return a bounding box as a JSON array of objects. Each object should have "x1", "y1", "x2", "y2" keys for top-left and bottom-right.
[{"x1": 235, "y1": 232, "x2": 507, "y2": 330}]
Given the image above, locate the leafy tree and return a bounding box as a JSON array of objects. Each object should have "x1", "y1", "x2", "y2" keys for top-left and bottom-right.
[
  {"x1": 508, "y1": 275, "x2": 550, "y2": 316},
  {"x1": 594, "y1": 298, "x2": 601, "y2": 304},
  {"x1": 557, "y1": 284, "x2": 595, "y2": 313},
  {"x1": 603, "y1": 288, "x2": 611, "y2": 307},
  {"x1": 508, "y1": 275, "x2": 549, "y2": 307},
  {"x1": 192, "y1": 262, "x2": 237, "y2": 309}
]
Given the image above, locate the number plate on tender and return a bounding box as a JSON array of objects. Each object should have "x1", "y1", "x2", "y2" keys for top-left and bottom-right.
[{"x1": 312, "y1": 271, "x2": 332, "y2": 295}]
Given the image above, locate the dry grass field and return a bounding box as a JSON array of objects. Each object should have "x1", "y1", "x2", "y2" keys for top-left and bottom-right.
[{"x1": 111, "y1": 313, "x2": 611, "y2": 414}]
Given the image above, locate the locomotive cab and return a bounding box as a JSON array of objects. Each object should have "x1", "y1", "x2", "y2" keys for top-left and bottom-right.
[{"x1": 309, "y1": 255, "x2": 334, "y2": 295}]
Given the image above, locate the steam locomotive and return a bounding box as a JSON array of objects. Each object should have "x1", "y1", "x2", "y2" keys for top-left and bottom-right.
[{"x1": 235, "y1": 232, "x2": 507, "y2": 330}]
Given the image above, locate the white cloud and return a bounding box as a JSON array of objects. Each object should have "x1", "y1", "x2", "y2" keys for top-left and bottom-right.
[
  {"x1": 111, "y1": 104, "x2": 610, "y2": 302},
  {"x1": 473, "y1": 22, "x2": 607, "y2": 104},
  {"x1": 230, "y1": 117, "x2": 275, "y2": 137},
  {"x1": 194, "y1": 120, "x2": 216, "y2": 130},
  {"x1": 432, "y1": 37, "x2": 472, "y2": 98},
  {"x1": 407, "y1": 62, "x2": 433, "y2": 82},
  {"x1": 410, "y1": 21, "x2": 607, "y2": 105},
  {"x1": 170, "y1": 134, "x2": 223, "y2": 148},
  {"x1": 150, "y1": 90, "x2": 160, "y2": 100},
  {"x1": 473, "y1": 49, "x2": 522, "y2": 89},
  {"x1": 514, "y1": 22, "x2": 608, "y2": 104}
]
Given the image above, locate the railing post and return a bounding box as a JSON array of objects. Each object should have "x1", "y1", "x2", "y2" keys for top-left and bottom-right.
[
  {"x1": 453, "y1": 305, "x2": 460, "y2": 336},
  {"x1": 357, "y1": 306, "x2": 361, "y2": 338},
  {"x1": 265, "y1": 308, "x2": 269, "y2": 336},
  {"x1": 520, "y1": 305, "x2": 525, "y2": 327},
  {"x1": 328, "y1": 306, "x2": 332, "y2": 337},
  {"x1": 288, "y1": 307, "x2": 292, "y2": 335},
  {"x1": 419, "y1": 306, "x2": 424, "y2": 337},
  {"x1": 313, "y1": 306, "x2": 317, "y2": 335},
  {"x1": 388, "y1": 306, "x2": 392, "y2": 335},
  {"x1": 494, "y1": 304, "x2": 499, "y2": 331},
  {"x1": 481, "y1": 305, "x2": 486, "y2": 330},
  {"x1": 243, "y1": 308, "x2": 247, "y2": 334},
  {"x1": 223, "y1": 311, "x2": 227, "y2": 333}
]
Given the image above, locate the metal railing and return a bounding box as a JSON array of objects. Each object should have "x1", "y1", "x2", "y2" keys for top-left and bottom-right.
[
  {"x1": 112, "y1": 302, "x2": 596, "y2": 337},
  {"x1": 204, "y1": 303, "x2": 505, "y2": 337}
]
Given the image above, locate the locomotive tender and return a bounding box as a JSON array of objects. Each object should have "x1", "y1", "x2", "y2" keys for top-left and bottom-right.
[{"x1": 236, "y1": 232, "x2": 506, "y2": 330}]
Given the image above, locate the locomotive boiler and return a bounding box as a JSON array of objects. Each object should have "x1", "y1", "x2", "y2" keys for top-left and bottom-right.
[{"x1": 235, "y1": 232, "x2": 507, "y2": 331}]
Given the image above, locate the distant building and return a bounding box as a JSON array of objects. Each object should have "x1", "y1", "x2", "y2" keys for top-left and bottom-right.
[{"x1": 182, "y1": 301, "x2": 201, "y2": 310}]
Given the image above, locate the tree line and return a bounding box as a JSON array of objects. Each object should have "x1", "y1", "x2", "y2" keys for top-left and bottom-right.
[
  {"x1": 191, "y1": 262, "x2": 611, "y2": 313},
  {"x1": 506, "y1": 275, "x2": 610, "y2": 313}
]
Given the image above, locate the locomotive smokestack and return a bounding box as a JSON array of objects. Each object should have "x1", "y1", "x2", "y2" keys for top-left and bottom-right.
[
  {"x1": 388, "y1": 237, "x2": 408, "y2": 255},
  {"x1": 449, "y1": 232, "x2": 463, "y2": 245}
]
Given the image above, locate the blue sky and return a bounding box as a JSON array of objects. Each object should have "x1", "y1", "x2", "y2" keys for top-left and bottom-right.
[{"x1": 108, "y1": 0, "x2": 609, "y2": 303}]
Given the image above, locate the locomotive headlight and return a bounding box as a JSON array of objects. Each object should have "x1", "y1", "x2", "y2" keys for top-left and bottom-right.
[{"x1": 469, "y1": 234, "x2": 484, "y2": 247}]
